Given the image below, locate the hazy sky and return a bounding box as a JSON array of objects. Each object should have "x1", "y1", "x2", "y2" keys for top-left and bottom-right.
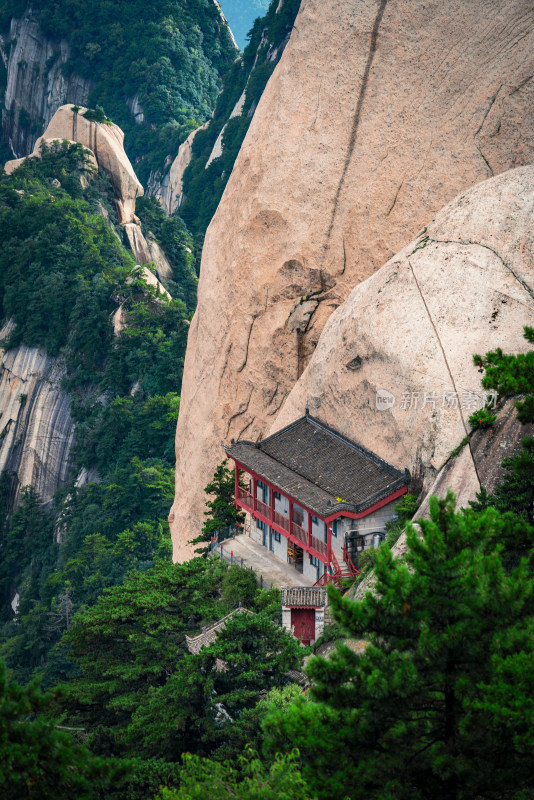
[{"x1": 219, "y1": 0, "x2": 270, "y2": 49}]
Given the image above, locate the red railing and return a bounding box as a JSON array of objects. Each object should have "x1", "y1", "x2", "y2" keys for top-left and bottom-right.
[
  {"x1": 237, "y1": 487, "x2": 253, "y2": 509},
  {"x1": 310, "y1": 534, "x2": 327, "y2": 558},
  {"x1": 273, "y1": 510, "x2": 289, "y2": 531},
  {"x1": 314, "y1": 549, "x2": 359, "y2": 588},
  {"x1": 314, "y1": 569, "x2": 336, "y2": 587},
  {"x1": 343, "y1": 545, "x2": 360, "y2": 576},
  {"x1": 291, "y1": 521, "x2": 308, "y2": 547},
  {"x1": 256, "y1": 498, "x2": 271, "y2": 520},
  {"x1": 330, "y1": 551, "x2": 341, "y2": 577}
]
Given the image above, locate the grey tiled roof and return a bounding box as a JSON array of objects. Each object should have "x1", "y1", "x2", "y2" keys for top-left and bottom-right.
[
  {"x1": 226, "y1": 414, "x2": 409, "y2": 518},
  {"x1": 185, "y1": 607, "x2": 254, "y2": 654},
  {"x1": 281, "y1": 587, "x2": 326, "y2": 607}
]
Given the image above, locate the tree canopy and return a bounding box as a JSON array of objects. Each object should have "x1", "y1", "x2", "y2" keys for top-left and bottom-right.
[{"x1": 264, "y1": 493, "x2": 534, "y2": 800}]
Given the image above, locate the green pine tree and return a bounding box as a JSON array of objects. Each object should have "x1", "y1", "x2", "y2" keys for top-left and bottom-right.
[
  {"x1": 190, "y1": 460, "x2": 245, "y2": 555},
  {"x1": 0, "y1": 660, "x2": 125, "y2": 799},
  {"x1": 473, "y1": 325, "x2": 534, "y2": 425},
  {"x1": 264, "y1": 493, "x2": 534, "y2": 800}
]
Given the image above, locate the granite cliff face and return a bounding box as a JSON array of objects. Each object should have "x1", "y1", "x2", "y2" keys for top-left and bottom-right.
[
  {"x1": 0, "y1": 14, "x2": 91, "y2": 157},
  {"x1": 171, "y1": 0, "x2": 534, "y2": 559},
  {"x1": 148, "y1": 123, "x2": 209, "y2": 216},
  {"x1": 0, "y1": 322, "x2": 74, "y2": 508}
]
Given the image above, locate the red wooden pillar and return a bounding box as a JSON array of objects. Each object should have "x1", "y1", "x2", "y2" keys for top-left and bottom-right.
[
  {"x1": 234, "y1": 464, "x2": 239, "y2": 506},
  {"x1": 327, "y1": 521, "x2": 332, "y2": 563},
  {"x1": 252, "y1": 475, "x2": 257, "y2": 512},
  {"x1": 289, "y1": 498, "x2": 294, "y2": 539},
  {"x1": 307, "y1": 510, "x2": 313, "y2": 549},
  {"x1": 269, "y1": 484, "x2": 275, "y2": 522}
]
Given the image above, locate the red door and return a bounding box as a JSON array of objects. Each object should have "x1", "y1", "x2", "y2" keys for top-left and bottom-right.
[{"x1": 291, "y1": 608, "x2": 315, "y2": 644}]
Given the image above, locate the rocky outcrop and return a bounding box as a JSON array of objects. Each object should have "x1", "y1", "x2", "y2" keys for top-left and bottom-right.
[
  {"x1": 124, "y1": 223, "x2": 174, "y2": 283},
  {"x1": 124, "y1": 223, "x2": 153, "y2": 264},
  {"x1": 1, "y1": 14, "x2": 91, "y2": 157},
  {"x1": 148, "y1": 122, "x2": 209, "y2": 215},
  {"x1": 0, "y1": 322, "x2": 75, "y2": 507},
  {"x1": 171, "y1": 0, "x2": 534, "y2": 559},
  {"x1": 147, "y1": 237, "x2": 174, "y2": 283},
  {"x1": 5, "y1": 105, "x2": 144, "y2": 223}
]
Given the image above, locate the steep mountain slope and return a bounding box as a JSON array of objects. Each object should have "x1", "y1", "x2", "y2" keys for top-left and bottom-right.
[
  {"x1": 171, "y1": 0, "x2": 534, "y2": 559},
  {"x1": 0, "y1": 0, "x2": 237, "y2": 181},
  {"x1": 0, "y1": 113, "x2": 195, "y2": 682}
]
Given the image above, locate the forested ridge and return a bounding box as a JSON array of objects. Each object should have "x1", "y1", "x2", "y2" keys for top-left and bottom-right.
[
  {"x1": 177, "y1": 0, "x2": 302, "y2": 252},
  {"x1": 0, "y1": 0, "x2": 237, "y2": 182}
]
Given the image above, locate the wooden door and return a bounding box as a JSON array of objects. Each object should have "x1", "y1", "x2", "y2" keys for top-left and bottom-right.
[{"x1": 291, "y1": 608, "x2": 315, "y2": 644}]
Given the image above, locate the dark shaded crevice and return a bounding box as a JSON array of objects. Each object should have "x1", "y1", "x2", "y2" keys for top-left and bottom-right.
[
  {"x1": 342, "y1": 239, "x2": 347, "y2": 275},
  {"x1": 325, "y1": 0, "x2": 388, "y2": 243},
  {"x1": 473, "y1": 85, "x2": 502, "y2": 177},
  {"x1": 387, "y1": 178, "x2": 404, "y2": 216},
  {"x1": 297, "y1": 330, "x2": 305, "y2": 379},
  {"x1": 224, "y1": 386, "x2": 253, "y2": 439},
  {"x1": 236, "y1": 315, "x2": 257, "y2": 374}
]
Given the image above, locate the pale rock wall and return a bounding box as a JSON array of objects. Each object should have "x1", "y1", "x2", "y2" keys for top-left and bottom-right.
[
  {"x1": 124, "y1": 223, "x2": 174, "y2": 284},
  {"x1": 0, "y1": 322, "x2": 75, "y2": 507},
  {"x1": 1, "y1": 14, "x2": 91, "y2": 157},
  {"x1": 147, "y1": 237, "x2": 174, "y2": 283},
  {"x1": 124, "y1": 222, "x2": 153, "y2": 264},
  {"x1": 148, "y1": 122, "x2": 209, "y2": 216},
  {"x1": 171, "y1": 0, "x2": 534, "y2": 559}
]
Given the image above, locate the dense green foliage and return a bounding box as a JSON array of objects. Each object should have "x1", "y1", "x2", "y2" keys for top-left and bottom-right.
[
  {"x1": 55, "y1": 558, "x2": 297, "y2": 762},
  {"x1": 0, "y1": 660, "x2": 125, "y2": 798},
  {"x1": 159, "y1": 748, "x2": 312, "y2": 800},
  {"x1": 474, "y1": 326, "x2": 534, "y2": 425},
  {"x1": 0, "y1": 0, "x2": 238, "y2": 182},
  {"x1": 264, "y1": 494, "x2": 534, "y2": 800},
  {"x1": 471, "y1": 328, "x2": 534, "y2": 525},
  {"x1": 0, "y1": 144, "x2": 192, "y2": 686}
]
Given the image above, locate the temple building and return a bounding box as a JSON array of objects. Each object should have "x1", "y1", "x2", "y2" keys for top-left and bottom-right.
[{"x1": 225, "y1": 412, "x2": 410, "y2": 585}]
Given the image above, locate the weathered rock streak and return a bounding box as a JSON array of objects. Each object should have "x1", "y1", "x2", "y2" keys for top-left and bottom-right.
[
  {"x1": 171, "y1": 0, "x2": 534, "y2": 559},
  {"x1": 0, "y1": 323, "x2": 75, "y2": 507}
]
